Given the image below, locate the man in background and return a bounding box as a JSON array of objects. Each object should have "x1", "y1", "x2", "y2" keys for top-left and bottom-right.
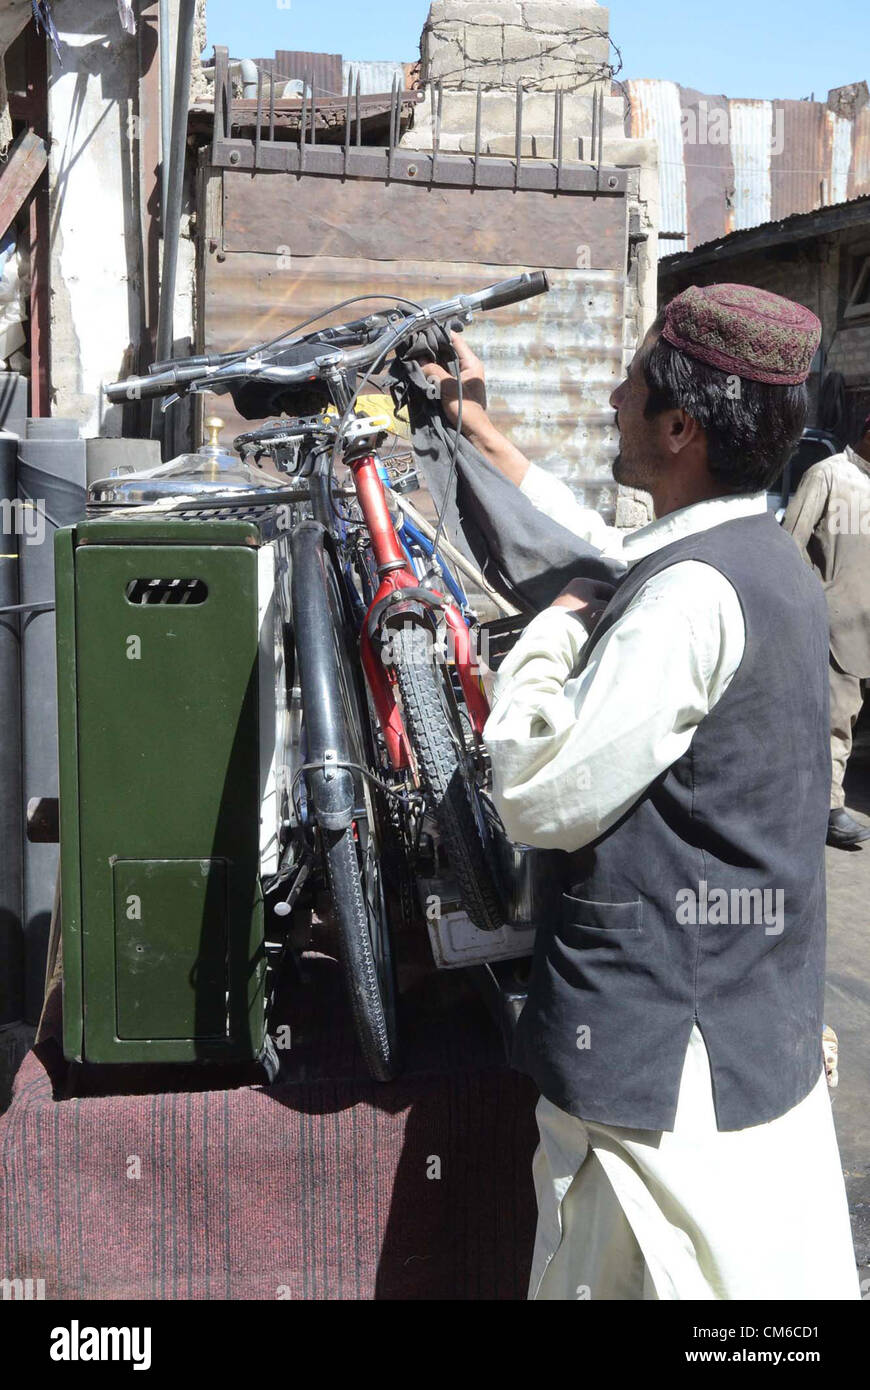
[{"x1": 784, "y1": 415, "x2": 870, "y2": 849}]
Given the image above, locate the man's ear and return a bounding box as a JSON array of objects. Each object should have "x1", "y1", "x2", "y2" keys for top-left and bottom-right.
[{"x1": 665, "y1": 408, "x2": 702, "y2": 456}]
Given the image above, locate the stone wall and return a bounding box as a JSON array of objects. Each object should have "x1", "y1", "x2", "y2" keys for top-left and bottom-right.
[{"x1": 422, "y1": 0, "x2": 612, "y2": 92}]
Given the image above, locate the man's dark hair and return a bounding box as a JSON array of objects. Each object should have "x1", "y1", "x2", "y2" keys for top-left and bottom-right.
[{"x1": 640, "y1": 312, "x2": 809, "y2": 494}]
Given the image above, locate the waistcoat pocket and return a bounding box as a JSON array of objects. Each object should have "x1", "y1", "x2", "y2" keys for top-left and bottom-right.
[{"x1": 561, "y1": 895, "x2": 643, "y2": 933}]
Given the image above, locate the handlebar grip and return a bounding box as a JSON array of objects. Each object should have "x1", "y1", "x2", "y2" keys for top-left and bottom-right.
[
  {"x1": 149, "y1": 353, "x2": 215, "y2": 374},
  {"x1": 104, "y1": 363, "x2": 209, "y2": 404},
  {"x1": 475, "y1": 271, "x2": 551, "y2": 312},
  {"x1": 104, "y1": 373, "x2": 170, "y2": 403}
]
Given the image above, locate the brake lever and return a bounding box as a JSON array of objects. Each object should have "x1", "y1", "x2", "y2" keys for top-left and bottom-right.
[{"x1": 162, "y1": 354, "x2": 267, "y2": 410}]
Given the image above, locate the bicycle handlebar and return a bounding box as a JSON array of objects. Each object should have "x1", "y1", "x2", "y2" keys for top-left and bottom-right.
[
  {"x1": 104, "y1": 271, "x2": 551, "y2": 406},
  {"x1": 464, "y1": 270, "x2": 550, "y2": 313},
  {"x1": 104, "y1": 362, "x2": 235, "y2": 403}
]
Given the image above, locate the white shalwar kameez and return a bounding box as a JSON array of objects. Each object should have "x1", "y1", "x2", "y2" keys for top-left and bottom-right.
[{"x1": 483, "y1": 466, "x2": 860, "y2": 1301}]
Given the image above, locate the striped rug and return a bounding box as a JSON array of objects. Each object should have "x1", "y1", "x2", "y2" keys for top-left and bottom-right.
[{"x1": 0, "y1": 955, "x2": 539, "y2": 1300}]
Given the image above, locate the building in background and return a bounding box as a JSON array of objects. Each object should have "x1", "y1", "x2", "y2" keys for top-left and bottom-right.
[{"x1": 0, "y1": 1, "x2": 204, "y2": 440}]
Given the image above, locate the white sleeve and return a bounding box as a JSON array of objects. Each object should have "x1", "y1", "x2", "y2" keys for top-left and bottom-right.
[
  {"x1": 519, "y1": 461, "x2": 618, "y2": 551},
  {"x1": 483, "y1": 560, "x2": 745, "y2": 852}
]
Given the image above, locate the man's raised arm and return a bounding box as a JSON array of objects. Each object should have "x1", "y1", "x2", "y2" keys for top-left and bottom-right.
[
  {"x1": 420, "y1": 332, "x2": 533, "y2": 487},
  {"x1": 421, "y1": 333, "x2": 615, "y2": 550}
]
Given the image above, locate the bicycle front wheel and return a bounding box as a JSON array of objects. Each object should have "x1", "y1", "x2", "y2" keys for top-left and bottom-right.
[
  {"x1": 291, "y1": 522, "x2": 400, "y2": 1081},
  {"x1": 322, "y1": 818, "x2": 398, "y2": 1083}
]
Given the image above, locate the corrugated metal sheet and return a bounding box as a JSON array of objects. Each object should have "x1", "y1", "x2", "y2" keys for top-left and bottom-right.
[
  {"x1": 678, "y1": 88, "x2": 735, "y2": 250},
  {"x1": 773, "y1": 101, "x2": 823, "y2": 222},
  {"x1": 343, "y1": 61, "x2": 408, "y2": 97},
  {"x1": 829, "y1": 111, "x2": 854, "y2": 206},
  {"x1": 849, "y1": 107, "x2": 870, "y2": 199},
  {"x1": 626, "y1": 80, "x2": 870, "y2": 253},
  {"x1": 203, "y1": 255, "x2": 625, "y2": 516},
  {"x1": 628, "y1": 78, "x2": 688, "y2": 240},
  {"x1": 729, "y1": 101, "x2": 772, "y2": 232},
  {"x1": 255, "y1": 50, "x2": 345, "y2": 98}
]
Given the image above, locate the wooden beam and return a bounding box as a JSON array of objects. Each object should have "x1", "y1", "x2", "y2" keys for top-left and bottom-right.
[
  {"x1": 137, "y1": 2, "x2": 161, "y2": 420},
  {"x1": 0, "y1": 129, "x2": 47, "y2": 240},
  {"x1": 26, "y1": 20, "x2": 50, "y2": 418},
  {"x1": 0, "y1": 1, "x2": 32, "y2": 59}
]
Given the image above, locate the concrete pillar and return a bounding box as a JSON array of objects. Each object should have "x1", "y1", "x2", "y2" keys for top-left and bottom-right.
[{"x1": 47, "y1": 0, "x2": 195, "y2": 438}]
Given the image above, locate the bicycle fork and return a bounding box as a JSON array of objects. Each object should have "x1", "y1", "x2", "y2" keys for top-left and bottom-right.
[{"x1": 350, "y1": 452, "x2": 490, "y2": 773}]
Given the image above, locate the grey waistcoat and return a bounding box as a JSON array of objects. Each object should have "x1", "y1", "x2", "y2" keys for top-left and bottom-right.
[{"x1": 512, "y1": 511, "x2": 831, "y2": 1132}]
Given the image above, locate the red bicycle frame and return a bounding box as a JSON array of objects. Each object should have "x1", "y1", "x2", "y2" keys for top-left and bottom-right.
[{"x1": 350, "y1": 453, "x2": 490, "y2": 772}]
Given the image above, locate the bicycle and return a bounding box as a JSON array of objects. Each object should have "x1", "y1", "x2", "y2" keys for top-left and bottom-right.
[{"x1": 106, "y1": 270, "x2": 550, "y2": 1081}]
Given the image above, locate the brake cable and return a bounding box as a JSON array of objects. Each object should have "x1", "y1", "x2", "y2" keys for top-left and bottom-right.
[
  {"x1": 161, "y1": 300, "x2": 468, "y2": 584},
  {"x1": 290, "y1": 761, "x2": 424, "y2": 840},
  {"x1": 324, "y1": 314, "x2": 466, "y2": 583},
  {"x1": 205, "y1": 293, "x2": 427, "y2": 373},
  {"x1": 425, "y1": 323, "x2": 463, "y2": 575}
]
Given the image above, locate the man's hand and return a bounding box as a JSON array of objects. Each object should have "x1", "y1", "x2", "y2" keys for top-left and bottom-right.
[
  {"x1": 418, "y1": 331, "x2": 533, "y2": 487},
  {"x1": 420, "y1": 332, "x2": 487, "y2": 432},
  {"x1": 551, "y1": 578, "x2": 616, "y2": 634}
]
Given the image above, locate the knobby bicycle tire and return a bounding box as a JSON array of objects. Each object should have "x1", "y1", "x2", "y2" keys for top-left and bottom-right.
[
  {"x1": 292, "y1": 526, "x2": 400, "y2": 1081},
  {"x1": 322, "y1": 822, "x2": 398, "y2": 1083},
  {"x1": 391, "y1": 624, "x2": 504, "y2": 933}
]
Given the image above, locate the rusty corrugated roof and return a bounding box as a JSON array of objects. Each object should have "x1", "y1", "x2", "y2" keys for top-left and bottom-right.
[
  {"x1": 659, "y1": 191, "x2": 870, "y2": 272},
  {"x1": 625, "y1": 79, "x2": 870, "y2": 254},
  {"x1": 255, "y1": 50, "x2": 345, "y2": 98}
]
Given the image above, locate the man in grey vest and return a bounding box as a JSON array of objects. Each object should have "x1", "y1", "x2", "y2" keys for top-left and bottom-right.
[
  {"x1": 784, "y1": 415, "x2": 870, "y2": 848},
  {"x1": 423, "y1": 283, "x2": 858, "y2": 1300}
]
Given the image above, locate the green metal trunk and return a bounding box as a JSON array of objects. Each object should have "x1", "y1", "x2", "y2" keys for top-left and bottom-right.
[{"x1": 55, "y1": 512, "x2": 289, "y2": 1065}]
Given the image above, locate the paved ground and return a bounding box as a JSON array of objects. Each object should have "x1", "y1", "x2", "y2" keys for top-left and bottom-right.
[{"x1": 825, "y1": 716, "x2": 870, "y2": 1289}]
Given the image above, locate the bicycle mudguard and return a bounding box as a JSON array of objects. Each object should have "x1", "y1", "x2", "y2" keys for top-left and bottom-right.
[{"x1": 289, "y1": 521, "x2": 357, "y2": 832}]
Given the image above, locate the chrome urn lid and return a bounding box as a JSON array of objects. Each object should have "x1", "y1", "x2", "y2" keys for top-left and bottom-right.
[{"x1": 88, "y1": 417, "x2": 284, "y2": 506}]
